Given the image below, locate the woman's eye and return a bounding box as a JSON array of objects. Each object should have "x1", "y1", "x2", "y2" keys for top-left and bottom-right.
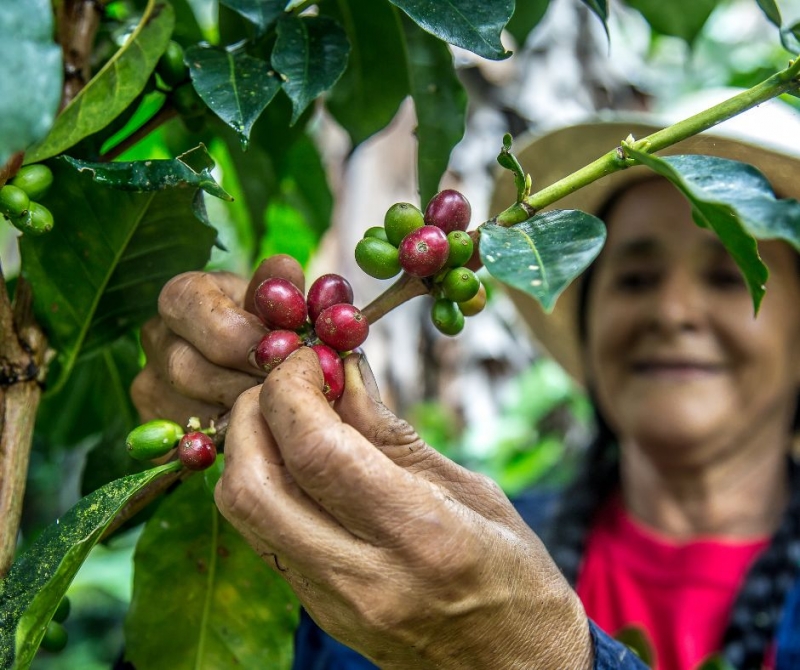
[
  {"x1": 613, "y1": 271, "x2": 657, "y2": 291},
  {"x1": 708, "y1": 269, "x2": 745, "y2": 289}
]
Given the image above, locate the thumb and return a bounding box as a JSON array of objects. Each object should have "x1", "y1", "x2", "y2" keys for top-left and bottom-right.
[{"x1": 243, "y1": 255, "x2": 306, "y2": 314}]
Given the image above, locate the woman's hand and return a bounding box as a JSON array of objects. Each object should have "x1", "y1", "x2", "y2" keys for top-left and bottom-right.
[
  {"x1": 130, "y1": 255, "x2": 305, "y2": 426},
  {"x1": 216, "y1": 348, "x2": 594, "y2": 670}
]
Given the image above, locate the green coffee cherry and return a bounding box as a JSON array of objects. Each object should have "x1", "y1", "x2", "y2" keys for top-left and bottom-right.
[
  {"x1": 441, "y1": 268, "x2": 480, "y2": 303},
  {"x1": 11, "y1": 202, "x2": 54, "y2": 236},
  {"x1": 0, "y1": 185, "x2": 30, "y2": 219},
  {"x1": 384, "y1": 202, "x2": 424, "y2": 247},
  {"x1": 431, "y1": 298, "x2": 465, "y2": 336},
  {"x1": 355, "y1": 237, "x2": 401, "y2": 279},
  {"x1": 446, "y1": 230, "x2": 473, "y2": 268},
  {"x1": 40, "y1": 621, "x2": 68, "y2": 653},
  {"x1": 157, "y1": 40, "x2": 188, "y2": 87},
  {"x1": 11, "y1": 164, "x2": 53, "y2": 200},
  {"x1": 172, "y1": 83, "x2": 205, "y2": 117},
  {"x1": 364, "y1": 226, "x2": 389, "y2": 243},
  {"x1": 126, "y1": 419, "x2": 185, "y2": 461},
  {"x1": 458, "y1": 283, "x2": 487, "y2": 316},
  {"x1": 52, "y1": 596, "x2": 71, "y2": 624}
]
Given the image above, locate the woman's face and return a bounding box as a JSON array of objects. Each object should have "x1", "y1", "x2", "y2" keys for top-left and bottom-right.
[{"x1": 585, "y1": 178, "x2": 800, "y2": 462}]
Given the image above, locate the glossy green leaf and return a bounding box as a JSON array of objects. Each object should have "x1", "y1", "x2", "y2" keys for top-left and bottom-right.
[
  {"x1": 781, "y1": 22, "x2": 800, "y2": 54},
  {"x1": 125, "y1": 475, "x2": 299, "y2": 669},
  {"x1": 24, "y1": 0, "x2": 174, "y2": 164},
  {"x1": 623, "y1": 0, "x2": 716, "y2": 43},
  {"x1": 506, "y1": 0, "x2": 550, "y2": 45},
  {"x1": 0, "y1": 0, "x2": 62, "y2": 166},
  {"x1": 186, "y1": 45, "x2": 281, "y2": 148},
  {"x1": 271, "y1": 15, "x2": 350, "y2": 125},
  {"x1": 580, "y1": 0, "x2": 609, "y2": 37},
  {"x1": 324, "y1": 0, "x2": 409, "y2": 146},
  {"x1": 613, "y1": 626, "x2": 655, "y2": 666},
  {"x1": 624, "y1": 149, "x2": 800, "y2": 312},
  {"x1": 0, "y1": 462, "x2": 180, "y2": 670},
  {"x1": 402, "y1": 16, "x2": 468, "y2": 208},
  {"x1": 480, "y1": 209, "x2": 607, "y2": 312},
  {"x1": 696, "y1": 655, "x2": 736, "y2": 670},
  {"x1": 388, "y1": 0, "x2": 513, "y2": 60},
  {"x1": 755, "y1": 0, "x2": 782, "y2": 27},
  {"x1": 219, "y1": 0, "x2": 284, "y2": 35},
  {"x1": 20, "y1": 155, "x2": 219, "y2": 393}
]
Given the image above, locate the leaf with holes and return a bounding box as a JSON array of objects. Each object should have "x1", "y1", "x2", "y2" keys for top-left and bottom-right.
[
  {"x1": 186, "y1": 45, "x2": 281, "y2": 149},
  {"x1": 125, "y1": 475, "x2": 299, "y2": 669},
  {"x1": 480, "y1": 210, "x2": 606, "y2": 312}
]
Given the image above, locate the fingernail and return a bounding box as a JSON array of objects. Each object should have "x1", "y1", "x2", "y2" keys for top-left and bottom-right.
[{"x1": 357, "y1": 354, "x2": 381, "y2": 402}]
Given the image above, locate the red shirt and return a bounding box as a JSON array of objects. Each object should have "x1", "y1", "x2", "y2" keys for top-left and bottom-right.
[{"x1": 576, "y1": 494, "x2": 771, "y2": 670}]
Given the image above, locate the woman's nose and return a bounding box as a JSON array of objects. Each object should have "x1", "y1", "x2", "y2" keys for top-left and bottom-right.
[{"x1": 648, "y1": 270, "x2": 703, "y2": 332}]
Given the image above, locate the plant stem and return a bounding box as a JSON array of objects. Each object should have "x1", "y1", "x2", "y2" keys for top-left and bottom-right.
[
  {"x1": 57, "y1": 0, "x2": 104, "y2": 108},
  {"x1": 491, "y1": 58, "x2": 800, "y2": 227},
  {"x1": 361, "y1": 273, "x2": 430, "y2": 325},
  {"x1": 99, "y1": 105, "x2": 179, "y2": 162}
]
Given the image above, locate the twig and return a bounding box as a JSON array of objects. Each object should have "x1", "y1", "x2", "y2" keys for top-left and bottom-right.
[
  {"x1": 99, "y1": 105, "x2": 179, "y2": 162},
  {"x1": 361, "y1": 273, "x2": 429, "y2": 325},
  {"x1": 57, "y1": 0, "x2": 105, "y2": 108}
]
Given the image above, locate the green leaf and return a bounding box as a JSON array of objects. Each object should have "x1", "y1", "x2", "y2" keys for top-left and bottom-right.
[
  {"x1": 696, "y1": 655, "x2": 736, "y2": 670},
  {"x1": 613, "y1": 626, "x2": 655, "y2": 666},
  {"x1": 402, "y1": 16, "x2": 468, "y2": 208},
  {"x1": 781, "y1": 21, "x2": 800, "y2": 54},
  {"x1": 623, "y1": 149, "x2": 800, "y2": 312},
  {"x1": 480, "y1": 209, "x2": 607, "y2": 312},
  {"x1": 755, "y1": 0, "x2": 782, "y2": 27},
  {"x1": 623, "y1": 0, "x2": 716, "y2": 43},
  {"x1": 324, "y1": 0, "x2": 410, "y2": 146},
  {"x1": 20, "y1": 155, "x2": 219, "y2": 393},
  {"x1": 0, "y1": 0, "x2": 62, "y2": 166},
  {"x1": 0, "y1": 462, "x2": 180, "y2": 670},
  {"x1": 186, "y1": 45, "x2": 281, "y2": 149},
  {"x1": 580, "y1": 0, "x2": 609, "y2": 38},
  {"x1": 271, "y1": 15, "x2": 351, "y2": 125},
  {"x1": 506, "y1": 0, "x2": 550, "y2": 46},
  {"x1": 24, "y1": 0, "x2": 175, "y2": 164},
  {"x1": 219, "y1": 0, "x2": 284, "y2": 35},
  {"x1": 125, "y1": 475, "x2": 299, "y2": 669},
  {"x1": 388, "y1": 0, "x2": 513, "y2": 60}
]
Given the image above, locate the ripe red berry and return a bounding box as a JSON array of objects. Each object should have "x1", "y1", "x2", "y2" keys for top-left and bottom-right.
[
  {"x1": 424, "y1": 189, "x2": 471, "y2": 234},
  {"x1": 307, "y1": 273, "x2": 354, "y2": 324},
  {"x1": 251, "y1": 329, "x2": 304, "y2": 373},
  {"x1": 178, "y1": 431, "x2": 217, "y2": 471},
  {"x1": 310, "y1": 344, "x2": 345, "y2": 401},
  {"x1": 315, "y1": 303, "x2": 369, "y2": 352},
  {"x1": 253, "y1": 277, "x2": 307, "y2": 330},
  {"x1": 398, "y1": 225, "x2": 449, "y2": 278}
]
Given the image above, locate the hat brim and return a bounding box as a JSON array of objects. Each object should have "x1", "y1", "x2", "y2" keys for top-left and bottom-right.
[{"x1": 489, "y1": 120, "x2": 800, "y2": 384}]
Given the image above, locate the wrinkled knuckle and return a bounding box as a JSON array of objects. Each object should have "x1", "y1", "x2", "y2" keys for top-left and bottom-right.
[
  {"x1": 165, "y1": 343, "x2": 195, "y2": 388},
  {"x1": 158, "y1": 272, "x2": 200, "y2": 317}
]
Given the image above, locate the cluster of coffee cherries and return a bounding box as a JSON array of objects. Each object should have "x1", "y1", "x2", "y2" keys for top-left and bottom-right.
[
  {"x1": 126, "y1": 417, "x2": 217, "y2": 471},
  {"x1": 354, "y1": 189, "x2": 486, "y2": 335},
  {"x1": 0, "y1": 164, "x2": 54, "y2": 236},
  {"x1": 249, "y1": 273, "x2": 367, "y2": 402}
]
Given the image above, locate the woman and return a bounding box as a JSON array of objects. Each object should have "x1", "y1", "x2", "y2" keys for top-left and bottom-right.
[{"x1": 132, "y1": 110, "x2": 800, "y2": 669}]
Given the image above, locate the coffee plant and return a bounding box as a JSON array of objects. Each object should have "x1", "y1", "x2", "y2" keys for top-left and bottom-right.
[{"x1": 0, "y1": 0, "x2": 799, "y2": 668}]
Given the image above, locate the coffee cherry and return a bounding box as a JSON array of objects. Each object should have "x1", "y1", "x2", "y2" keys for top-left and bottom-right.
[
  {"x1": 178, "y1": 431, "x2": 217, "y2": 471},
  {"x1": 310, "y1": 344, "x2": 345, "y2": 401},
  {"x1": 458, "y1": 283, "x2": 487, "y2": 316},
  {"x1": 126, "y1": 419, "x2": 184, "y2": 461},
  {"x1": 12, "y1": 202, "x2": 54, "y2": 236},
  {"x1": 157, "y1": 40, "x2": 188, "y2": 87},
  {"x1": 307, "y1": 273, "x2": 354, "y2": 324},
  {"x1": 364, "y1": 226, "x2": 389, "y2": 242},
  {"x1": 40, "y1": 621, "x2": 68, "y2": 653},
  {"x1": 53, "y1": 596, "x2": 71, "y2": 624},
  {"x1": 315, "y1": 303, "x2": 369, "y2": 352},
  {"x1": 441, "y1": 267, "x2": 480, "y2": 303},
  {"x1": 384, "y1": 202, "x2": 424, "y2": 246},
  {"x1": 431, "y1": 298, "x2": 465, "y2": 336},
  {"x1": 254, "y1": 277, "x2": 307, "y2": 330},
  {"x1": 172, "y1": 83, "x2": 205, "y2": 117},
  {"x1": 11, "y1": 164, "x2": 53, "y2": 200},
  {"x1": 0, "y1": 185, "x2": 30, "y2": 219},
  {"x1": 446, "y1": 230, "x2": 474, "y2": 268},
  {"x1": 355, "y1": 237, "x2": 401, "y2": 279},
  {"x1": 424, "y1": 189, "x2": 471, "y2": 234},
  {"x1": 398, "y1": 225, "x2": 449, "y2": 278},
  {"x1": 252, "y1": 330, "x2": 303, "y2": 373}
]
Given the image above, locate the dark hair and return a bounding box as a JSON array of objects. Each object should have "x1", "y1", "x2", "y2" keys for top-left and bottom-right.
[{"x1": 543, "y1": 180, "x2": 800, "y2": 668}]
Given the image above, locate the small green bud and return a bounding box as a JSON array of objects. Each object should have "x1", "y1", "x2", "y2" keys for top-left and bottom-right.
[
  {"x1": 11, "y1": 164, "x2": 53, "y2": 200},
  {"x1": 446, "y1": 230, "x2": 474, "y2": 268},
  {"x1": 126, "y1": 420, "x2": 185, "y2": 461},
  {"x1": 431, "y1": 298, "x2": 465, "y2": 336},
  {"x1": 355, "y1": 237, "x2": 401, "y2": 279}
]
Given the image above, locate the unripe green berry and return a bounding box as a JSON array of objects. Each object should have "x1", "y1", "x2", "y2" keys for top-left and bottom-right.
[
  {"x1": 446, "y1": 230, "x2": 474, "y2": 268},
  {"x1": 11, "y1": 202, "x2": 54, "y2": 236},
  {"x1": 364, "y1": 226, "x2": 389, "y2": 243},
  {"x1": 355, "y1": 237, "x2": 401, "y2": 279},
  {"x1": 157, "y1": 40, "x2": 188, "y2": 87},
  {"x1": 172, "y1": 83, "x2": 205, "y2": 117},
  {"x1": 384, "y1": 202, "x2": 424, "y2": 247},
  {"x1": 11, "y1": 164, "x2": 53, "y2": 200},
  {"x1": 458, "y1": 283, "x2": 487, "y2": 316},
  {"x1": 441, "y1": 268, "x2": 480, "y2": 303},
  {"x1": 431, "y1": 298, "x2": 465, "y2": 336},
  {"x1": 0, "y1": 185, "x2": 30, "y2": 219},
  {"x1": 126, "y1": 420, "x2": 185, "y2": 461},
  {"x1": 53, "y1": 596, "x2": 71, "y2": 624},
  {"x1": 40, "y1": 621, "x2": 68, "y2": 653}
]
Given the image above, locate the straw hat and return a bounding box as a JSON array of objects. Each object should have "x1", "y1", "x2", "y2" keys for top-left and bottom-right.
[{"x1": 489, "y1": 93, "x2": 800, "y2": 384}]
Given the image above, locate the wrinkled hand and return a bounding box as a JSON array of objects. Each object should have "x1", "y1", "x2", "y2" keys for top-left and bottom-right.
[
  {"x1": 131, "y1": 255, "x2": 305, "y2": 426},
  {"x1": 216, "y1": 348, "x2": 593, "y2": 670}
]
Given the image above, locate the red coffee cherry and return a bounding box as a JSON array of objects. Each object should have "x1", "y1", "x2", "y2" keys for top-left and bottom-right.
[
  {"x1": 424, "y1": 189, "x2": 471, "y2": 234},
  {"x1": 178, "y1": 431, "x2": 217, "y2": 471},
  {"x1": 310, "y1": 344, "x2": 345, "y2": 401},
  {"x1": 398, "y1": 225, "x2": 449, "y2": 278},
  {"x1": 307, "y1": 273, "x2": 354, "y2": 324},
  {"x1": 253, "y1": 277, "x2": 307, "y2": 330},
  {"x1": 251, "y1": 330, "x2": 304, "y2": 373},
  {"x1": 315, "y1": 303, "x2": 369, "y2": 352}
]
